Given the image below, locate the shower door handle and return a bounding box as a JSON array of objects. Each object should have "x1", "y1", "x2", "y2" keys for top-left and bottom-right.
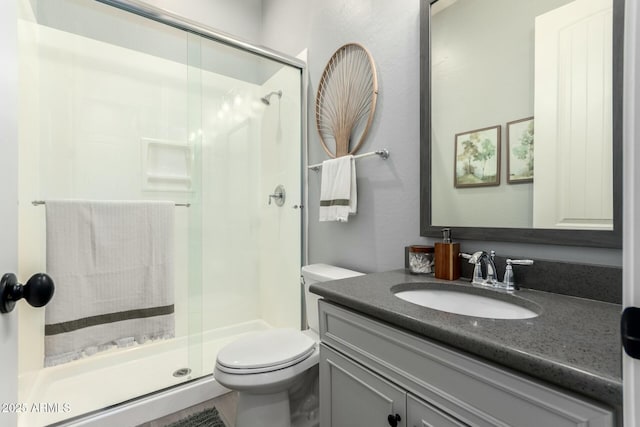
[{"x1": 0, "y1": 273, "x2": 55, "y2": 313}]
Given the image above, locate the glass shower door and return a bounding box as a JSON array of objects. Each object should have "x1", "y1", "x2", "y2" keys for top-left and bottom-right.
[
  {"x1": 16, "y1": 0, "x2": 303, "y2": 425},
  {"x1": 193, "y1": 34, "x2": 303, "y2": 376},
  {"x1": 17, "y1": 1, "x2": 204, "y2": 424}
]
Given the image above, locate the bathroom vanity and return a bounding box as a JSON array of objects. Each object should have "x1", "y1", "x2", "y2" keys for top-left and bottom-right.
[{"x1": 311, "y1": 270, "x2": 621, "y2": 426}]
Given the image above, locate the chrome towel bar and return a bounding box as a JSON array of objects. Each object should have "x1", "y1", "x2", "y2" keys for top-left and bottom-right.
[
  {"x1": 307, "y1": 149, "x2": 390, "y2": 171},
  {"x1": 31, "y1": 200, "x2": 191, "y2": 207}
]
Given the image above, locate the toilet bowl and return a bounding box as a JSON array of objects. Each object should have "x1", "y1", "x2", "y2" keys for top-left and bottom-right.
[{"x1": 213, "y1": 264, "x2": 364, "y2": 427}]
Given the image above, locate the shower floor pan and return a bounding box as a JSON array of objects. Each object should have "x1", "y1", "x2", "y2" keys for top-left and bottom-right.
[{"x1": 18, "y1": 320, "x2": 270, "y2": 427}]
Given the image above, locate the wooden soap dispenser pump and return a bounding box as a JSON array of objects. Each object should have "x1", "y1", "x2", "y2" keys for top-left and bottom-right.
[{"x1": 434, "y1": 228, "x2": 460, "y2": 280}]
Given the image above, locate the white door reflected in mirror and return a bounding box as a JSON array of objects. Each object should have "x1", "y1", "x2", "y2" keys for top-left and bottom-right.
[{"x1": 533, "y1": 0, "x2": 613, "y2": 230}]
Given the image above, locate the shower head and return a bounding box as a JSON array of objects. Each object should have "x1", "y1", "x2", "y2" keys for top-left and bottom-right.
[{"x1": 261, "y1": 90, "x2": 282, "y2": 106}]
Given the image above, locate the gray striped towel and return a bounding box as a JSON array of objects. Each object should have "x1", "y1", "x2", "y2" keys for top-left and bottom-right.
[
  {"x1": 319, "y1": 155, "x2": 357, "y2": 222},
  {"x1": 44, "y1": 200, "x2": 175, "y2": 366}
]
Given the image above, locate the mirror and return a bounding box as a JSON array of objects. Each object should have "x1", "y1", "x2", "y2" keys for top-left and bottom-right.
[{"x1": 420, "y1": 0, "x2": 622, "y2": 248}]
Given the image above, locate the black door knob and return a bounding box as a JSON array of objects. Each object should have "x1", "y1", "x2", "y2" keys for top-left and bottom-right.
[
  {"x1": 0, "y1": 273, "x2": 55, "y2": 313},
  {"x1": 387, "y1": 413, "x2": 401, "y2": 427},
  {"x1": 622, "y1": 307, "x2": 640, "y2": 359}
]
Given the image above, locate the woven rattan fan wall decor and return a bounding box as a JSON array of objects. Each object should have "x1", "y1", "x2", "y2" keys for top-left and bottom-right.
[{"x1": 316, "y1": 43, "x2": 378, "y2": 158}]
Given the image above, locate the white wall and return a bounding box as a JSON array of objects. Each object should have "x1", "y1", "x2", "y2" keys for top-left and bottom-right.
[
  {"x1": 258, "y1": 64, "x2": 302, "y2": 329},
  {"x1": 200, "y1": 70, "x2": 262, "y2": 329}
]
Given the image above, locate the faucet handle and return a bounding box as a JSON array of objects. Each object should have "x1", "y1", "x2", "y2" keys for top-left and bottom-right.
[
  {"x1": 466, "y1": 251, "x2": 485, "y2": 263},
  {"x1": 507, "y1": 259, "x2": 534, "y2": 266},
  {"x1": 502, "y1": 259, "x2": 534, "y2": 291},
  {"x1": 460, "y1": 252, "x2": 485, "y2": 284}
]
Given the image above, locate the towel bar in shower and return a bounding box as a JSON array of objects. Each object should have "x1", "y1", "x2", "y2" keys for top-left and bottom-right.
[
  {"x1": 31, "y1": 200, "x2": 191, "y2": 207},
  {"x1": 307, "y1": 149, "x2": 390, "y2": 171}
]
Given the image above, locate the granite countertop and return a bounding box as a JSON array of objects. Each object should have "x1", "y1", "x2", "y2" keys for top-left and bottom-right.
[{"x1": 310, "y1": 269, "x2": 622, "y2": 409}]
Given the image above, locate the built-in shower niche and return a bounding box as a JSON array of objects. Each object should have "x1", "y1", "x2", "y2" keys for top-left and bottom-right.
[{"x1": 141, "y1": 138, "x2": 193, "y2": 192}]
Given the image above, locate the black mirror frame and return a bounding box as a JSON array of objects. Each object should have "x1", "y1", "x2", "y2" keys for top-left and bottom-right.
[{"x1": 420, "y1": 0, "x2": 623, "y2": 249}]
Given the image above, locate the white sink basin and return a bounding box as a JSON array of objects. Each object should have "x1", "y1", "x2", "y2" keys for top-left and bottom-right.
[{"x1": 394, "y1": 289, "x2": 539, "y2": 319}]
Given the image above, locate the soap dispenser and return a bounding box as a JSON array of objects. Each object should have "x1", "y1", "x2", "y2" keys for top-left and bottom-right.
[{"x1": 434, "y1": 228, "x2": 460, "y2": 280}]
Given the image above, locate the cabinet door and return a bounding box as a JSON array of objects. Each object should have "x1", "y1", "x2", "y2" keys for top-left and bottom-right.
[
  {"x1": 407, "y1": 394, "x2": 468, "y2": 427},
  {"x1": 320, "y1": 343, "x2": 406, "y2": 427}
]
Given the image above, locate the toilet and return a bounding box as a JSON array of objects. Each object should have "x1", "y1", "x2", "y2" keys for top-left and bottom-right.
[{"x1": 214, "y1": 264, "x2": 364, "y2": 427}]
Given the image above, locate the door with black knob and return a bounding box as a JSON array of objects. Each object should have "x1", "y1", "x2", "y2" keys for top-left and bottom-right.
[{"x1": 319, "y1": 344, "x2": 406, "y2": 426}]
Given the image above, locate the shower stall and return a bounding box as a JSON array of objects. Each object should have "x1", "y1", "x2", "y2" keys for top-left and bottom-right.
[{"x1": 16, "y1": 0, "x2": 305, "y2": 425}]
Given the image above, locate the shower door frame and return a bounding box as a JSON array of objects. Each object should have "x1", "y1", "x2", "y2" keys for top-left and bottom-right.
[{"x1": 96, "y1": 0, "x2": 305, "y2": 69}]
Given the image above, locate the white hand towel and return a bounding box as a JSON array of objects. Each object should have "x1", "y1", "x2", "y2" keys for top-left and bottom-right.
[
  {"x1": 319, "y1": 155, "x2": 357, "y2": 222},
  {"x1": 44, "y1": 200, "x2": 175, "y2": 366}
]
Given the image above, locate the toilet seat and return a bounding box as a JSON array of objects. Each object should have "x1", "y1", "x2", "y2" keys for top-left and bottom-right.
[{"x1": 216, "y1": 329, "x2": 316, "y2": 374}]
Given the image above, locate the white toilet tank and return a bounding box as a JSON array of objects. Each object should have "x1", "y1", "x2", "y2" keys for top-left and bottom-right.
[{"x1": 301, "y1": 264, "x2": 364, "y2": 333}]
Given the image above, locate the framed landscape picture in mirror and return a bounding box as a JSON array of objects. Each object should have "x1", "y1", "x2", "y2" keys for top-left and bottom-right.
[
  {"x1": 454, "y1": 125, "x2": 501, "y2": 188},
  {"x1": 507, "y1": 117, "x2": 534, "y2": 184}
]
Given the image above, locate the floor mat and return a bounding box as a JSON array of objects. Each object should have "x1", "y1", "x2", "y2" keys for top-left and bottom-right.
[{"x1": 165, "y1": 406, "x2": 226, "y2": 427}]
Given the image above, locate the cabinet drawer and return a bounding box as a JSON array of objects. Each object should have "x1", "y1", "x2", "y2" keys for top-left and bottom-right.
[
  {"x1": 319, "y1": 300, "x2": 613, "y2": 427},
  {"x1": 407, "y1": 394, "x2": 468, "y2": 427}
]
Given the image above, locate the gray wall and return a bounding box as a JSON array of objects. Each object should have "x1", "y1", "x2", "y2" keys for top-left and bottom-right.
[
  {"x1": 261, "y1": 0, "x2": 622, "y2": 273},
  {"x1": 263, "y1": 0, "x2": 424, "y2": 273},
  {"x1": 118, "y1": 0, "x2": 621, "y2": 273}
]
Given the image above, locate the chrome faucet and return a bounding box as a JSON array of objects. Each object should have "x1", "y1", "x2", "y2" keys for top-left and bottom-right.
[
  {"x1": 460, "y1": 251, "x2": 533, "y2": 292},
  {"x1": 464, "y1": 251, "x2": 499, "y2": 287}
]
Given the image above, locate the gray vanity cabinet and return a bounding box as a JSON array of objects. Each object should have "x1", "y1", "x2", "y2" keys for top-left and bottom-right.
[{"x1": 317, "y1": 300, "x2": 614, "y2": 427}]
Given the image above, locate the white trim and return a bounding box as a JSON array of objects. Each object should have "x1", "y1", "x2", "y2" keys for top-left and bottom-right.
[
  {"x1": 623, "y1": 0, "x2": 640, "y2": 425},
  {"x1": 0, "y1": 1, "x2": 19, "y2": 426},
  {"x1": 56, "y1": 376, "x2": 228, "y2": 427}
]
